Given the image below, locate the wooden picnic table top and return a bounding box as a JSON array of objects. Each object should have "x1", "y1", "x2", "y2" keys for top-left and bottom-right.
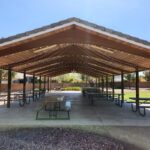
[
  {"x1": 129, "y1": 97, "x2": 150, "y2": 100},
  {"x1": 0, "y1": 93, "x2": 23, "y2": 96},
  {"x1": 43, "y1": 96, "x2": 64, "y2": 105},
  {"x1": 85, "y1": 92, "x2": 122, "y2": 96}
]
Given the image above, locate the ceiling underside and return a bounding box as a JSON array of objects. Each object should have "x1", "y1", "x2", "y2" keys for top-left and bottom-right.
[{"x1": 0, "y1": 18, "x2": 150, "y2": 77}]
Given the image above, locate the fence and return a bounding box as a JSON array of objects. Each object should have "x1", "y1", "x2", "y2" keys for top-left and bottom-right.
[{"x1": 0, "y1": 81, "x2": 150, "y2": 92}]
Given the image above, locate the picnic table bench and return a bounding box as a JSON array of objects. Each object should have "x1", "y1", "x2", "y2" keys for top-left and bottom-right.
[
  {"x1": 85, "y1": 92, "x2": 107, "y2": 105},
  {"x1": 129, "y1": 97, "x2": 150, "y2": 116},
  {"x1": 85, "y1": 92, "x2": 123, "y2": 107},
  {"x1": 0, "y1": 93, "x2": 26, "y2": 106},
  {"x1": 36, "y1": 96, "x2": 71, "y2": 120},
  {"x1": 0, "y1": 91, "x2": 37, "y2": 107},
  {"x1": 82, "y1": 87, "x2": 101, "y2": 97}
]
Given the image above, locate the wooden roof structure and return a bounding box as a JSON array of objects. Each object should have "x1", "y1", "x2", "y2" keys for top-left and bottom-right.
[{"x1": 0, "y1": 17, "x2": 150, "y2": 77}]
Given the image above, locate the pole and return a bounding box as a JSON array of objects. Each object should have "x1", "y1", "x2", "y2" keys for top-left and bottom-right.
[
  {"x1": 121, "y1": 71, "x2": 124, "y2": 105},
  {"x1": 7, "y1": 68, "x2": 12, "y2": 108},
  {"x1": 44, "y1": 76, "x2": 46, "y2": 92},
  {"x1": 23, "y1": 71, "x2": 26, "y2": 104},
  {"x1": 112, "y1": 75, "x2": 115, "y2": 101},
  {"x1": 106, "y1": 76, "x2": 108, "y2": 99},
  {"x1": 102, "y1": 76, "x2": 104, "y2": 94},
  {"x1": 136, "y1": 69, "x2": 139, "y2": 110},
  {"x1": 33, "y1": 74, "x2": 35, "y2": 101},
  {"x1": 39, "y1": 76, "x2": 41, "y2": 97},
  {"x1": 48, "y1": 77, "x2": 50, "y2": 92}
]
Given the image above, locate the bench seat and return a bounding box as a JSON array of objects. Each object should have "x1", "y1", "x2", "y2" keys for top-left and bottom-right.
[{"x1": 131, "y1": 103, "x2": 150, "y2": 116}]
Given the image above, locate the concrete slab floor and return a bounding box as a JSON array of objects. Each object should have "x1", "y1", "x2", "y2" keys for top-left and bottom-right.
[
  {"x1": 0, "y1": 91, "x2": 150, "y2": 149},
  {"x1": 0, "y1": 91, "x2": 150, "y2": 126}
]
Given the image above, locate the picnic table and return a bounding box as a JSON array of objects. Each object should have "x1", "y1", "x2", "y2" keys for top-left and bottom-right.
[
  {"x1": 43, "y1": 96, "x2": 64, "y2": 111},
  {"x1": 0, "y1": 92, "x2": 33, "y2": 107},
  {"x1": 85, "y1": 92, "x2": 123, "y2": 106},
  {"x1": 36, "y1": 95, "x2": 71, "y2": 120},
  {"x1": 82, "y1": 87, "x2": 101, "y2": 96},
  {"x1": 129, "y1": 97, "x2": 150, "y2": 116}
]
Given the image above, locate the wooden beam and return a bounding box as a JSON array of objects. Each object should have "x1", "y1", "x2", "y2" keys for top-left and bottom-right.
[
  {"x1": 28, "y1": 62, "x2": 116, "y2": 75},
  {"x1": 78, "y1": 45, "x2": 140, "y2": 68},
  {"x1": 14, "y1": 52, "x2": 131, "y2": 73},
  {"x1": 1, "y1": 46, "x2": 67, "y2": 69},
  {"x1": 1, "y1": 27, "x2": 150, "y2": 60}
]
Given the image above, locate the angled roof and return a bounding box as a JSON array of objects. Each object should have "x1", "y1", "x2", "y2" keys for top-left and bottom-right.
[
  {"x1": 0, "y1": 17, "x2": 150, "y2": 77},
  {"x1": 1, "y1": 17, "x2": 150, "y2": 47}
]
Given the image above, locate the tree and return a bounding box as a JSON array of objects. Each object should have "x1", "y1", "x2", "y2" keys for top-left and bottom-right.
[
  {"x1": 53, "y1": 73, "x2": 82, "y2": 83},
  {"x1": 124, "y1": 73, "x2": 135, "y2": 89},
  {"x1": 144, "y1": 70, "x2": 150, "y2": 81},
  {"x1": 0, "y1": 69, "x2": 17, "y2": 82}
]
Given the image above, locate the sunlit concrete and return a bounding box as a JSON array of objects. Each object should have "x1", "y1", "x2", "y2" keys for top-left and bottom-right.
[{"x1": 0, "y1": 91, "x2": 150, "y2": 127}]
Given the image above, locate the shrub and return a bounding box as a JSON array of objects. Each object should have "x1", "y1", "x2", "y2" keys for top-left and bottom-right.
[{"x1": 62, "y1": 87, "x2": 81, "y2": 91}]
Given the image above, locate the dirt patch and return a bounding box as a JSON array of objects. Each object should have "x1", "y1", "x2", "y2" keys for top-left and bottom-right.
[{"x1": 0, "y1": 128, "x2": 141, "y2": 150}]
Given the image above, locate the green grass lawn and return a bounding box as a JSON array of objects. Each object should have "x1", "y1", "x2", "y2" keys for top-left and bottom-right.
[{"x1": 124, "y1": 90, "x2": 150, "y2": 102}]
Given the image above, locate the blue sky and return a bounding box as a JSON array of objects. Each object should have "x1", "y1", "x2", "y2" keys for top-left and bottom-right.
[{"x1": 0, "y1": 0, "x2": 150, "y2": 41}]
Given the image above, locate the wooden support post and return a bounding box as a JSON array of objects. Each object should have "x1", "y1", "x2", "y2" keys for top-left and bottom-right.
[
  {"x1": 106, "y1": 76, "x2": 108, "y2": 99},
  {"x1": 96, "y1": 78, "x2": 97, "y2": 87},
  {"x1": 39, "y1": 76, "x2": 41, "y2": 97},
  {"x1": 50, "y1": 78, "x2": 52, "y2": 91},
  {"x1": 85, "y1": 75, "x2": 87, "y2": 87},
  {"x1": 44, "y1": 76, "x2": 46, "y2": 92},
  {"x1": 98, "y1": 77, "x2": 100, "y2": 87},
  {"x1": 121, "y1": 71, "x2": 124, "y2": 104},
  {"x1": 102, "y1": 76, "x2": 104, "y2": 94},
  {"x1": 112, "y1": 75, "x2": 115, "y2": 101},
  {"x1": 7, "y1": 68, "x2": 12, "y2": 108},
  {"x1": 48, "y1": 77, "x2": 50, "y2": 92},
  {"x1": 23, "y1": 71, "x2": 26, "y2": 103},
  {"x1": 33, "y1": 74, "x2": 35, "y2": 101},
  {"x1": 136, "y1": 69, "x2": 139, "y2": 110}
]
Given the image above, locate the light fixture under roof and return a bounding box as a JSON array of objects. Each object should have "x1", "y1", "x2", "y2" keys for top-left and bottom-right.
[
  {"x1": 33, "y1": 44, "x2": 57, "y2": 53},
  {"x1": 90, "y1": 45, "x2": 114, "y2": 53}
]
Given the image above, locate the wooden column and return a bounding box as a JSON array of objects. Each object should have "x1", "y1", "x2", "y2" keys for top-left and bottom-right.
[
  {"x1": 136, "y1": 69, "x2": 139, "y2": 110},
  {"x1": 121, "y1": 71, "x2": 124, "y2": 104},
  {"x1": 102, "y1": 76, "x2": 104, "y2": 94},
  {"x1": 7, "y1": 68, "x2": 12, "y2": 108},
  {"x1": 39, "y1": 76, "x2": 41, "y2": 97},
  {"x1": 98, "y1": 77, "x2": 100, "y2": 87},
  {"x1": 44, "y1": 76, "x2": 46, "y2": 92},
  {"x1": 106, "y1": 76, "x2": 108, "y2": 99},
  {"x1": 96, "y1": 78, "x2": 98, "y2": 87},
  {"x1": 23, "y1": 71, "x2": 26, "y2": 103},
  {"x1": 50, "y1": 77, "x2": 51, "y2": 91},
  {"x1": 112, "y1": 75, "x2": 115, "y2": 101},
  {"x1": 85, "y1": 75, "x2": 87, "y2": 87},
  {"x1": 32, "y1": 74, "x2": 35, "y2": 101},
  {"x1": 48, "y1": 77, "x2": 50, "y2": 92}
]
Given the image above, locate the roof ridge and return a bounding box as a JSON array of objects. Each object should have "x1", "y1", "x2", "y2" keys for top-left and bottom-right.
[{"x1": 0, "y1": 17, "x2": 150, "y2": 46}]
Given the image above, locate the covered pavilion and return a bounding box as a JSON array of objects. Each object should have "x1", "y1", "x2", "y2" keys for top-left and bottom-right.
[{"x1": 0, "y1": 17, "x2": 150, "y2": 110}]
